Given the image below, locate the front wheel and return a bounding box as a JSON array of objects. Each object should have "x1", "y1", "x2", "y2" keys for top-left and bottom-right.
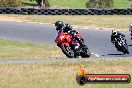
[
  {"x1": 80, "y1": 48, "x2": 91, "y2": 58},
  {"x1": 61, "y1": 44, "x2": 75, "y2": 58},
  {"x1": 123, "y1": 48, "x2": 129, "y2": 54},
  {"x1": 122, "y1": 45, "x2": 129, "y2": 54}
]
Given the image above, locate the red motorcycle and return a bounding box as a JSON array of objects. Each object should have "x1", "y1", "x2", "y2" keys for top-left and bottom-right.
[{"x1": 55, "y1": 31, "x2": 91, "y2": 58}]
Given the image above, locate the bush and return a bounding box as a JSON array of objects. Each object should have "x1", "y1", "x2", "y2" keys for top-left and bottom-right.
[
  {"x1": 86, "y1": 0, "x2": 113, "y2": 8},
  {"x1": 0, "y1": 0, "x2": 22, "y2": 7}
]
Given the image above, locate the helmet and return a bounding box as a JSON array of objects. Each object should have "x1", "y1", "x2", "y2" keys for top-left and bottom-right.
[
  {"x1": 129, "y1": 23, "x2": 132, "y2": 27},
  {"x1": 112, "y1": 30, "x2": 117, "y2": 35},
  {"x1": 55, "y1": 21, "x2": 64, "y2": 31},
  {"x1": 129, "y1": 23, "x2": 132, "y2": 30}
]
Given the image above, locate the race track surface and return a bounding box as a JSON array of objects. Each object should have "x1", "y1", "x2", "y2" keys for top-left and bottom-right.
[{"x1": 0, "y1": 21, "x2": 132, "y2": 57}]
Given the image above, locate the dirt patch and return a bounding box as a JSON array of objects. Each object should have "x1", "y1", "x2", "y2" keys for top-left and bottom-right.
[
  {"x1": 0, "y1": 15, "x2": 25, "y2": 22},
  {"x1": 0, "y1": 15, "x2": 131, "y2": 31}
]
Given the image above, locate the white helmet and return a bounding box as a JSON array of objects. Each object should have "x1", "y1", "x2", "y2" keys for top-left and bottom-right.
[
  {"x1": 112, "y1": 30, "x2": 117, "y2": 35},
  {"x1": 129, "y1": 23, "x2": 132, "y2": 27}
]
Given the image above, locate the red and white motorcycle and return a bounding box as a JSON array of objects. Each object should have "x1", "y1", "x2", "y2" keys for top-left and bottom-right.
[{"x1": 55, "y1": 31, "x2": 91, "y2": 58}]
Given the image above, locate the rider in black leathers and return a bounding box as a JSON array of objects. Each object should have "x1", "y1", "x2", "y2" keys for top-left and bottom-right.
[
  {"x1": 55, "y1": 21, "x2": 85, "y2": 52},
  {"x1": 111, "y1": 30, "x2": 125, "y2": 49}
]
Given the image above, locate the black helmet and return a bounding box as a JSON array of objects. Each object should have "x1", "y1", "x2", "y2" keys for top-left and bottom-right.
[{"x1": 55, "y1": 21, "x2": 64, "y2": 31}]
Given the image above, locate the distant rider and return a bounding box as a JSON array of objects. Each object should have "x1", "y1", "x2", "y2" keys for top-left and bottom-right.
[
  {"x1": 129, "y1": 23, "x2": 132, "y2": 33},
  {"x1": 111, "y1": 30, "x2": 125, "y2": 48},
  {"x1": 111, "y1": 30, "x2": 125, "y2": 43},
  {"x1": 129, "y1": 23, "x2": 132, "y2": 39},
  {"x1": 55, "y1": 21, "x2": 85, "y2": 51}
]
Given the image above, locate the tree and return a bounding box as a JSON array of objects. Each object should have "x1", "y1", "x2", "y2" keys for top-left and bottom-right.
[
  {"x1": 30, "y1": 0, "x2": 50, "y2": 8},
  {"x1": 86, "y1": 0, "x2": 113, "y2": 8},
  {"x1": 128, "y1": 0, "x2": 132, "y2": 7},
  {"x1": 0, "y1": 0, "x2": 21, "y2": 7}
]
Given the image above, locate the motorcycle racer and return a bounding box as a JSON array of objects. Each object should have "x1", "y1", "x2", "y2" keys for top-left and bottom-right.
[
  {"x1": 55, "y1": 21, "x2": 86, "y2": 52},
  {"x1": 111, "y1": 30, "x2": 125, "y2": 44},
  {"x1": 129, "y1": 23, "x2": 132, "y2": 32},
  {"x1": 129, "y1": 23, "x2": 132, "y2": 39},
  {"x1": 111, "y1": 30, "x2": 126, "y2": 50}
]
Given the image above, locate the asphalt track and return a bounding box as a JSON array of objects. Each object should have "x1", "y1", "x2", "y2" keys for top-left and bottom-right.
[{"x1": 0, "y1": 21, "x2": 132, "y2": 58}]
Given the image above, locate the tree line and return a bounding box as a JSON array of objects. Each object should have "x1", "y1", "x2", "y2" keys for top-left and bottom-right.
[{"x1": 0, "y1": 0, "x2": 50, "y2": 8}]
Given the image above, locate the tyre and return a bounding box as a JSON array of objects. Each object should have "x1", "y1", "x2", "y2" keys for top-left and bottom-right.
[
  {"x1": 122, "y1": 45, "x2": 129, "y2": 54},
  {"x1": 33, "y1": 10, "x2": 38, "y2": 14},
  {"x1": 21, "y1": 11, "x2": 28, "y2": 15},
  {"x1": 37, "y1": 12, "x2": 42, "y2": 15},
  {"x1": 80, "y1": 48, "x2": 91, "y2": 58},
  {"x1": 122, "y1": 50, "x2": 127, "y2": 54},
  {"x1": 57, "y1": 12, "x2": 62, "y2": 15},
  {"x1": 124, "y1": 47, "x2": 129, "y2": 54},
  {"x1": 70, "y1": 12, "x2": 76, "y2": 15},
  {"x1": 51, "y1": 12, "x2": 56, "y2": 15},
  {"x1": 61, "y1": 44, "x2": 74, "y2": 58},
  {"x1": 126, "y1": 49, "x2": 129, "y2": 54},
  {"x1": 64, "y1": 12, "x2": 69, "y2": 15},
  {"x1": 0, "y1": 10, "x2": 2, "y2": 14}
]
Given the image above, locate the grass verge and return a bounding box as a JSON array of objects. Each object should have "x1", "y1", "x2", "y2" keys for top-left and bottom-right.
[
  {"x1": 0, "y1": 59, "x2": 131, "y2": 88},
  {"x1": 113, "y1": 0, "x2": 130, "y2": 8},
  {"x1": 0, "y1": 39, "x2": 64, "y2": 59},
  {"x1": 0, "y1": 15, "x2": 132, "y2": 31}
]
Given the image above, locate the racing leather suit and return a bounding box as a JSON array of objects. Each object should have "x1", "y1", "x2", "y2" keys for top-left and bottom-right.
[
  {"x1": 111, "y1": 32, "x2": 125, "y2": 49},
  {"x1": 56, "y1": 24, "x2": 84, "y2": 50}
]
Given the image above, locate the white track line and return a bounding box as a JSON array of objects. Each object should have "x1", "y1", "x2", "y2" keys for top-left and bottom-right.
[{"x1": 91, "y1": 53, "x2": 100, "y2": 57}]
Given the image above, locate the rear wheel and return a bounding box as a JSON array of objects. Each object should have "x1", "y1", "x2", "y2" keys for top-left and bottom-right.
[{"x1": 61, "y1": 44, "x2": 74, "y2": 58}]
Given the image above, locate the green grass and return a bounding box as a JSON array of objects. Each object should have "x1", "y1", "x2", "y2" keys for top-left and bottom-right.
[
  {"x1": 22, "y1": 0, "x2": 36, "y2": 4},
  {"x1": 0, "y1": 39, "x2": 64, "y2": 59},
  {"x1": 114, "y1": 0, "x2": 130, "y2": 8},
  {"x1": 22, "y1": 0, "x2": 132, "y2": 8},
  {"x1": 49, "y1": 0, "x2": 88, "y2": 8},
  {"x1": 0, "y1": 59, "x2": 132, "y2": 88}
]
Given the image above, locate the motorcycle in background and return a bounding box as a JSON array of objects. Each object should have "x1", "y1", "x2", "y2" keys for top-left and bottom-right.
[
  {"x1": 113, "y1": 36, "x2": 129, "y2": 54},
  {"x1": 129, "y1": 23, "x2": 132, "y2": 40}
]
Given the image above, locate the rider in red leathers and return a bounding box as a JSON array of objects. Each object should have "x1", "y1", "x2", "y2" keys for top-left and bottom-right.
[{"x1": 55, "y1": 21, "x2": 85, "y2": 53}]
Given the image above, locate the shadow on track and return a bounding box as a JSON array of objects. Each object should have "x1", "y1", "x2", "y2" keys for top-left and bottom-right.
[
  {"x1": 107, "y1": 54, "x2": 125, "y2": 56},
  {"x1": 128, "y1": 44, "x2": 132, "y2": 46}
]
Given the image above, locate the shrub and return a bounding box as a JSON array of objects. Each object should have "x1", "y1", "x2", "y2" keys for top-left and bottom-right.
[
  {"x1": 86, "y1": 0, "x2": 113, "y2": 8},
  {"x1": 0, "y1": 0, "x2": 22, "y2": 7}
]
